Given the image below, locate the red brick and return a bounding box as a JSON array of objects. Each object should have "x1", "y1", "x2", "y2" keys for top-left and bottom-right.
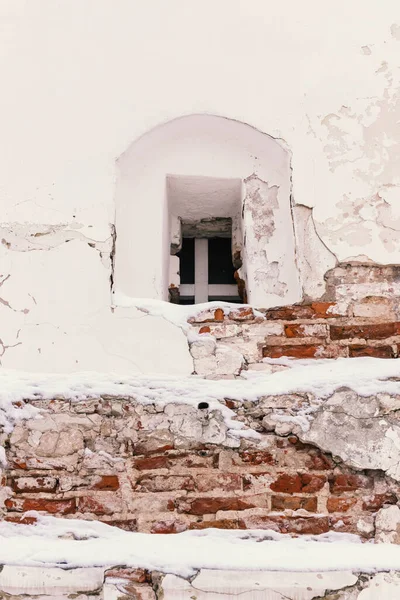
[
  {"x1": 263, "y1": 344, "x2": 346, "y2": 359},
  {"x1": 78, "y1": 496, "x2": 114, "y2": 515},
  {"x1": 189, "y1": 519, "x2": 246, "y2": 530},
  {"x1": 284, "y1": 324, "x2": 328, "y2": 339},
  {"x1": 235, "y1": 450, "x2": 275, "y2": 466},
  {"x1": 271, "y1": 496, "x2": 318, "y2": 512},
  {"x1": 5, "y1": 515, "x2": 38, "y2": 525},
  {"x1": 362, "y1": 492, "x2": 398, "y2": 511},
  {"x1": 264, "y1": 303, "x2": 339, "y2": 320},
  {"x1": 330, "y1": 474, "x2": 373, "y2": 493},
  {"x1": 349, "y1": 345, "x2": 395, "y2": 358},
  {"x1": 270, "y1": 473, "x2": 326, "y2": 494},
  {"x1": 169, "y1": 452, "x2": 217, "y2": 469},
  {"x1": 246, "y1": 515, "x2": 329, "y2": 535},
  {"x1": 5, "y1": 497, "x2": 76, "y2": 515},
  {"x1": 214, "y1": 308, "x2": 225, "y2": 322},
  {"x1": 133, "y1": 456, "x2": 170, "y2": 470},
  {"x1": 195, "y1": 473, "x2": 242, "y2": 493},
  {"x1": 10, "y1": 459, "x2": 28, "y2": 470},
  {"x1": 270, "y1": 474, "x2": 302, "y2": 494},
  {"x1": 263, "y1": 345, "x2": 319, "y2": 359},
  {"x1": 330, "y1": 323, "x2": 396, "y2": 340},
  {"x1": 199, "y1": 326, "x2": 211, "y2": 334},
  {"x1": 177, "y1": 496, "x2": 261, "y2": 515},
  {"x1": 150, "y1": 520, "x2": 187, "y2": 534},
  {"x1": 311, "y1": 302, "x2": 341, "y2": 318},
  {"x1": 91, "y1": 475, "x2": 119, "y2": 491},
  {"x1": 105, "y1": 519, "x2": 138, "y2": 531},
  {"x1": 300, "y1": 474, "x2": 326, "y2": 493},
  {"x1": 11, "y1": 476, "x2": 57, "y2": 493},
  {"x1": 135, "y1": 475, "x2": 195, "y2": 493},
  {"x1": 327, "y1": 497, "x2": 357, "y2": 512},
  {"x1": 265, "y1": 305, "x2": 315, "y2": 320},
  {"x1": 329, "y1": 513, "x2": 375, "y2": 537},
  {"x1": 228, "y1": 307, "x2": 254, "y2": 321},
  {"x1": 306, "y1": 453, "x2": 334, "y2": 470},
  {"x1": 224, "y1": 399, "x2": 236, "y2": 409},
  {"x1": 105, "y1": 568, "x2": 151, "y2": 583}
]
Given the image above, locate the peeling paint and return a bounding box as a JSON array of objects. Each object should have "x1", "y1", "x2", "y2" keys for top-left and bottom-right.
[
  {"x1": 243, "y1": 175, "x2": 279, "y2": 241},
  {"x1": 0, "y1": 223, "x2": 112, "y2": 261}
]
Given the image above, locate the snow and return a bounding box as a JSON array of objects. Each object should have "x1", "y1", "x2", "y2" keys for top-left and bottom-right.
[
  {"x1": 0, "y1": 357, "x2": 400, "y2": 435},
  {"x1": 112, "y1": 293, "x2": 264, "y2": 333},
  {"x1": 1, "y1": 515, "x2": 400, "y2": 578}
]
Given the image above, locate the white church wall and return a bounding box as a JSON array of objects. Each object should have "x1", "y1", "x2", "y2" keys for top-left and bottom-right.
[{"x1": 0, "y1": 0, "x2": 399, "y2": 373}]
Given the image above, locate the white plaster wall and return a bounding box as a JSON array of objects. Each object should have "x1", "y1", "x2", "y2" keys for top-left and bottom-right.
[{"x1": 0, "y1": 0, "x2": 399, "y2": 372}]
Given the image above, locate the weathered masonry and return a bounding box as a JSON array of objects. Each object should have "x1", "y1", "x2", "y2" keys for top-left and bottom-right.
[
  {"x1": 4, "y1": 383, "x2": 400, "y2": 541},
  {"x1": 186, "y1": 265, "x2": 400, "y2": 377}
]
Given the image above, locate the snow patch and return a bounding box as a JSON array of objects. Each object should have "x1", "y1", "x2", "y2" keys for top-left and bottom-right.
[{"x1": 1, "y1": 515, "x2": 400, "y2": 579}]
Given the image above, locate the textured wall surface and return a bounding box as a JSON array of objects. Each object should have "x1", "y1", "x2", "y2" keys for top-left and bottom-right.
[
  {"x1": 1, "y1": 1, "x2": 400, "y2": 372},
  {"x1": 4, "y1": 389, "x2": 400, "y2": 539}
]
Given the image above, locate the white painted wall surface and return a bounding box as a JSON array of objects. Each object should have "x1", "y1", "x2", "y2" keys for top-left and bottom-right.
[{"x1": 0, "y1": 0, "x2": 399, "y2": 372}]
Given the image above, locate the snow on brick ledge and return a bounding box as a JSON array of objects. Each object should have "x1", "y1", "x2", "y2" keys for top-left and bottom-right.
[
  {"x1": 1, "y1": 360, "x2": 400, "y2": 540},
  {"x1": 1, "y1": 516, "x2": 400, "y2": 598}
]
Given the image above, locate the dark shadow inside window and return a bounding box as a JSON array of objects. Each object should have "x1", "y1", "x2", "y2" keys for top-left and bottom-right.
[{"x1": 208, "y1": 238, "x2": 236, "y2": 284}]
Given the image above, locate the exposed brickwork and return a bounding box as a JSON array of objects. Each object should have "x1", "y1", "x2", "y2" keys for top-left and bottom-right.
[
  {"x1": 330, "y1": 323, "x2": 397, "y2": 340},
  {"x1": 2, "y1": 394, "x2": 399, "y2": 540},
  {"x1": 349, "y1": 345, "x2": 395, "y2": 358},
  {"x1": 4, "y1": 272, "x2": 400, "y2": 540},
  {"x1": 188, "y1": 290, "x2": 400, "y2": 366}
]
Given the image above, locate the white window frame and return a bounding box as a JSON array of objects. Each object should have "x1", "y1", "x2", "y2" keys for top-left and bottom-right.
[{"x1": 180, "y1": 238, "x2": 237, "y2": 303}]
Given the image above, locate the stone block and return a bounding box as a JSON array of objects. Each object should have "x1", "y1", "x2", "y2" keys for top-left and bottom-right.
[
  {"x1": 352, "y1": 296, "x2": 396, "y2": 319},
  {"x1": 0, "y1": 566, "x2": 104, "y2": 595},
  {"x1": 189, "y1": 336, "x2": 216, "y2": 358},
  {"x1": 215, "y1": 346, "x2": 244, "y2": 375},
  {"x1": 11, "y1": 476, "x2": 57, "y2": 493},
  {"x1": 160, "y1": 570, "x2": 357, "y2": 600},
  {"x1": 242, "y1": 322, "x2": 284, "y2": 337},
  {"x1": 375, "y1": 505, "x2": 400, "y2": 543},
  {"x1": 193, "y1": 355, "x2": 217, "y2": 376}
]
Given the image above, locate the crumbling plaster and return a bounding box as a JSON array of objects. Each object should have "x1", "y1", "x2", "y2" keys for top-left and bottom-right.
[{"x1": 0, "y1": 1, "x2": 399, "y2": 372}]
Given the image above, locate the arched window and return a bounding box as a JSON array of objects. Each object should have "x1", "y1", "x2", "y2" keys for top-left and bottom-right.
[{"x1": 114, "y1": 115, "x2": 301, "y2": 307}]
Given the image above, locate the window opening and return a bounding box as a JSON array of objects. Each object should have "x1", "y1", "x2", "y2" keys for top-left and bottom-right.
[{"x1": 177, "y1": 236, "x2": 240, "y2": 304}]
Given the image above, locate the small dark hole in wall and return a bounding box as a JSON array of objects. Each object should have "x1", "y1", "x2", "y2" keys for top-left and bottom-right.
[{"x1": 198, "y1": 402, "x2": 209, "y2": 410}]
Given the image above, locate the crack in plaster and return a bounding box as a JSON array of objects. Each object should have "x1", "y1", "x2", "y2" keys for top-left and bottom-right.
[
  {"x1": 0, "y1": 337, "x2": 22, "y2": 365},
  {"x1": 0, "y1": 223, "x2": 113, "y2": 269},
  {"x1": 109, "y1": 223, "x2": 116, "y2": 298},
  {"x1": 0, "y1": 274, "x2": 30, "y2": 314}
]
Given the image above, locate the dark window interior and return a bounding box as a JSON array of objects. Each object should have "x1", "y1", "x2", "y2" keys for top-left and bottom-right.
[
  {"x1": 208, "y1": 237, "x2": 236, "y2": 284},
  {"x1": 177, "y1": 238, "x2": 195, "y2": 284},
  {"x1": 177, "y1": 236, "x2": 241, "y2": 304}
]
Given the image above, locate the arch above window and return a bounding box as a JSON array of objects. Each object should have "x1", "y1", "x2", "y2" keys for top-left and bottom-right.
[{"x1": 113, "y1": 114, "x2": 301, "y2": 308}]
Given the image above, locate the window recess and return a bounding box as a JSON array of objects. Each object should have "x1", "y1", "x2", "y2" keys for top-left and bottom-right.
[{"x1": 178, "y1": 236, "x2": 240, "y2": 304}]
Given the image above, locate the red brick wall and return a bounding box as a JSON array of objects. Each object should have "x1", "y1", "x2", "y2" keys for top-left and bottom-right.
[
  {"x1": 190, "y1": 298, "x2": 400, "y2": 361},
  {"x1": 3, "y1": 397, "x2": 398, "y2": 537}
]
